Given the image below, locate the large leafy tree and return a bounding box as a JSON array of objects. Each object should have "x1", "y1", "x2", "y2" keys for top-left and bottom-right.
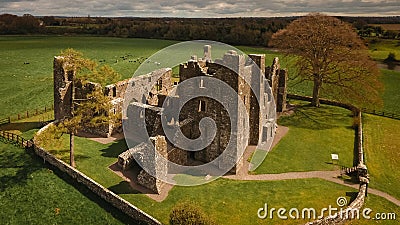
[{"x1": 270, "y1": 13, "x2": 382, "y2": 108}]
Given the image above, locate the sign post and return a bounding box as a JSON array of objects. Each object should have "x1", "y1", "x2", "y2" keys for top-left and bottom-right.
[{"x1": 331, "y1": 154, "x2": 339, "y2": 168}]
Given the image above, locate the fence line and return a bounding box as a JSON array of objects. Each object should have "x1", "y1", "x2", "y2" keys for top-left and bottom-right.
[
  {"x1": 361, "y1": 108, "x2": 400, "y2": 120},
  {"x1": 287, "y1": 93, "x2": 400, "y2": 120},
  {"x1": 0, "y1": 104, "x2": 54, "y2": 127},
  {"x1": 0, "y1": 130, "x2": 34, "y2": 148}
]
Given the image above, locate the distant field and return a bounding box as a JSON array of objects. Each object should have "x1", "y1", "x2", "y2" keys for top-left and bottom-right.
[
  {"x1": 0, "y1": 36, "x2": 176, "y2": 118},
  {"x1": 0, "y1": 36, "x2": 282, "y2": 119},
  {"x1": 370, "y1": 24, "x2": 400, "y2": 31},
  {"x1": 368, "y1": 38, "x2": 400, "y2": 61}
]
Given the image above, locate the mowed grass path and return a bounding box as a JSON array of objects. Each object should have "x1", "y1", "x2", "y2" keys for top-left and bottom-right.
[
  {"x1": 364, "y1": 114, "x2": 400, "y2": 200},
  {"x1": 0, "y1": 142, "x2": 134, "y2": 225},
  {"x1": 254, "y1": 100, "x2": 355, "y2": 174}
]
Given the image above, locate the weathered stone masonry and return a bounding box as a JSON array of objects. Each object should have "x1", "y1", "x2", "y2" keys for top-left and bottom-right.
[
  {"x1": 117, "y1": 47, "x2": 288, "y2": 193},
  {"x1": 54, "y1": 46, "x2": 288, "y2": 194}
]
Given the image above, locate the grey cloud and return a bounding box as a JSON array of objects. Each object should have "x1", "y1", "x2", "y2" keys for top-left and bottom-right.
[{"x1": 0, "y1": 0, "x2": 399, "y2": 17}]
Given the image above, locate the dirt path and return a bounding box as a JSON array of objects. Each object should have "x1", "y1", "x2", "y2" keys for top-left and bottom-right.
[{"x1": 78, "y1": 132, "x2": 124, "y2": 144}]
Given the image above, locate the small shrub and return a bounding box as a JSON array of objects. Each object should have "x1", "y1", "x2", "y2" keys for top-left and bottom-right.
[
  {"x1": 169, "y1": 201, "x2": 215, "y2": 225},
  {"x1": 384, "y1": 52, "x2": 397, "y2": 63}
]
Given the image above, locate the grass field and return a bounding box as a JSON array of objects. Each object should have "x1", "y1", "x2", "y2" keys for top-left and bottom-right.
[
  {"x1": 38, "y1": 133, "x2": 400, "y2": 224},
  {"x1": 368, "y1": 38, "x2": 400, "y2": 61},
  {"x1": 1, "y1": 35, "x2": 400, "y2": 224},
  {"x1": 363, "y1": 114, "x2": 400, "y2": 200},
  {"x1": 254, "y1": 100, "x2": 355, "y2": 174},
  {"x1": 369, "y1": 24, "x2": 400, "y2": 31},
  {"x1": 0, "y1": 36, "x2": 286, "y2": 119},
  {"x1": 125, "y1": 178, "x2": 399, "y2": 225},
  {"x1": 0, "y1": 36, "x2": 176, "y2": 118},
  {"x1": 1, "y1": 36, "x2": 397, "y2": 119},
  {"x1": 380, "y1": 69, "x2": 400, "y2": 114},
  {"x1": 0, "y1": 141, "x2": 135, "y2": 225}
]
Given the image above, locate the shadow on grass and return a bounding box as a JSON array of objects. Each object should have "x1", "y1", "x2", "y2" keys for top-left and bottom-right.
[
  {"x1": 43, "y1": 161, "x2": 148, "y2": 225},
  {"x1": 346, "y1": 191, "x2": 359, "y2": 204},
  {"x1": 100, "y1": 139, "x2": 128, "y2": 158},
  {"x1": 280, "y1": 103, "x2": 353, "y2": 130},
  {"x1": 0, "y1": 147, "x2": 41, "y2": 192},
  {"x1": 109, "y1": 181, "x2": 141, "y2": 194},
  {"x1": 0, "y1": 139, "x2": 147, "y2": 224},
  {"x1": 48, "y1": 148, "x2": 90, "y2": 163},
  {"x1": 0, "y1": 121, "x2": 42, "y2": 133}
]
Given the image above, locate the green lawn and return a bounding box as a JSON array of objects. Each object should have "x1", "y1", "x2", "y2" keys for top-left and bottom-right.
[
  {"x1": 1, "y1": 36, "x2": 400, "y2": 224},
  {"x1": 123, "y1": 178, "x2": 399, "y2": 225},
  {"x1": 380, "y1": 69, "x2": 400, "y2": 114},
  {"x1": 0, "y1": 141, "x2": 134, "y2": 225},
  {"x1": 368, "y1": 38, "x2": 400, "y2": 61},
  {"x1": 363, "y1": 114, "x2": 400, "y2": 200},
  {"x1": 36, "y1": 118, "x2": 399, "y2": 224},
  {"x1": 254, "y1": 100, "x2": 355, "y2": 174}
]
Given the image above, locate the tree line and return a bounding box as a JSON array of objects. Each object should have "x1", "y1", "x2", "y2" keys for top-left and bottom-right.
[{"x1": 1, "y1": 14, "x2": 399, "y2": 46}]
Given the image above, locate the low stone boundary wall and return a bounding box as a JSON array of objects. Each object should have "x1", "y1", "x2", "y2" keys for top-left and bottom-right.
[
  {"x1": 287, "y1": 94, "x2": 369, "y2": 225},
  {"x1": 287, "y1": 94, "x2": 359, "y2": 113},
  {"x1": 34, "y1": 123, "x2": 161, "y2": 225}
]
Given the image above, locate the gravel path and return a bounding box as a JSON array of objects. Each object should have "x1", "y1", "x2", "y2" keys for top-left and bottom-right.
[
  {"x1": 226, "y1": 167, "x2": 400, "y2": 207},
  {"x1": 104, "y1": 127, "x2": 400, "y2": 207}
]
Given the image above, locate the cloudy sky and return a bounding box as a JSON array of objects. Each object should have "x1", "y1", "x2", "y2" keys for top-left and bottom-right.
[{"x1": 0, "y1": 0, "x2": 399, "y2": 17}]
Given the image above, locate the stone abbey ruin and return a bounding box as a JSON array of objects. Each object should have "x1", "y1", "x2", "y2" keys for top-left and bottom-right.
[{"x1": 54, "y1": 45, "x2": 288, "y2": 193}]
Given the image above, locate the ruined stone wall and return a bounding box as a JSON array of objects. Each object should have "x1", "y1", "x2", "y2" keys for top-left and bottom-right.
[
  {"x1": 248, "y1": 54, "x2": 265, "y2": 145},
  {"x1": 167, "y1": 147, "x2": 188, "y2": 166},
  {"x1": 265, "y1": 57, "x2": 288, "y2": 113},
  {"x1": 54, "y1": 56, "x2": 174, "y2": 138},
  {"x1": 136, "y1": 135, "x2": 167, "y2": 194},
  {"x1": 277, "y1": 69, "x2": 288, "y2": 112},
  {"x1": 104, "y1": 79, "x2": 130, "y2": 99},
  {"x1": 176, "y1": 50, "x2": 256, "y2": 173},
  {"x1": 74, "y1": 80, "x2": 113, "y2": 137},
  {"x1": 124, "y1": 102, "x2": 163, "y2": 144},
  {"x1": 54, "y1": 56, "x2": 74, "y2": 121}
]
